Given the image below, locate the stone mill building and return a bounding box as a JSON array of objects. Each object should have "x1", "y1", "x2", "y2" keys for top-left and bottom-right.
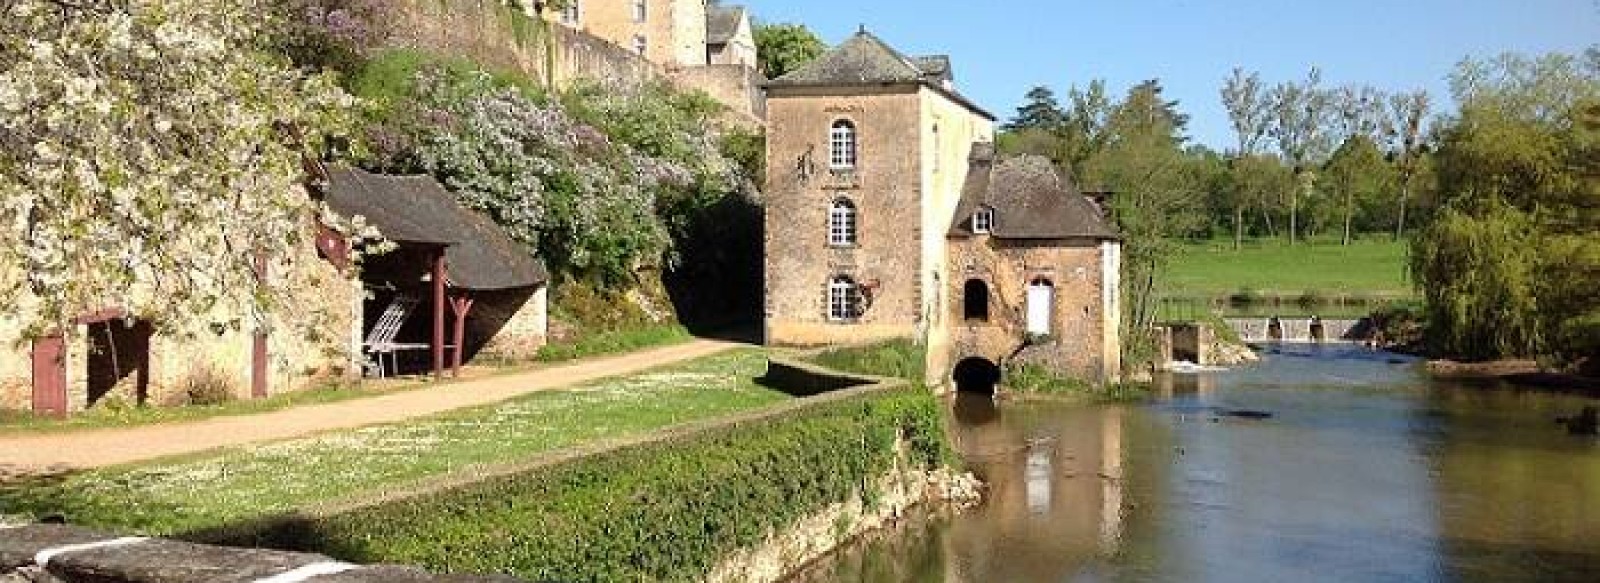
[{"x1": 762, "y1": 29, "x2": 1122, "y2": 392}]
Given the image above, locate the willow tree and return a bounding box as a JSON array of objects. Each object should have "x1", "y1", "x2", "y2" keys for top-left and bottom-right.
[
  {"x1": 1414, "y1": 49, "x2": 1600, "y2": 364},
  {"x1": 0, "y1": 0, "x2": 358, "y2": 339}
]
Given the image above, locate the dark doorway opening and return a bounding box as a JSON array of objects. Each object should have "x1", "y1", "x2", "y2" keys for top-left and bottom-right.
[
  {"x1": 85, "y1": 319, "x2": 153, "y2": 407},
  {"x1": 963, "y1": 279, "x2": 989, "y2": 321},
  {"x1": 952, "y1": 357, "x2": 1001, "y2": 395},
  {"x1": 1268, "y1": 317, "x2": 1283, "y2": 341}
]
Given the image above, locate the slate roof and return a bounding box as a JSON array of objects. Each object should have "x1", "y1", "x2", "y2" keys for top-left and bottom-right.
[
  {"x1": 948, "y1": 150, "x2": 1120, "y2": 241},
  {"x1": 706, "y1": 5, "x2": 747, "y2": 45},
  {"x1": 765, "y1": 30, "x2": 993, "y2": 120},
  {"x1": 323, "y1": 166, "x2": 549, "y2": 291}
]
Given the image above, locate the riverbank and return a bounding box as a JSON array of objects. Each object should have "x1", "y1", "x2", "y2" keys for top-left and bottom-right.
[{"x1": 1425, "y1": 359, "x2": 1600, "y2": 396}]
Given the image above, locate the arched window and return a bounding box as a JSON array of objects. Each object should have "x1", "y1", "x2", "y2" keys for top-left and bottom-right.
[
  {"x1": 830, "y1": 120, "x2": 857, "y2": 169},
  {"x1": 963, "y1": 279, "x2": 989, "y2": 321},
  {"x1": 972, "y1": 206, "x2": 994, "y2": 234},
  {"x1": 1026, "y1": 277, "x2": 1054, "y2": 335},
  {"x1": 828, "y1": 276, "x2": 863, "y2": 321},
  {"x1": 828, "y1": 198, "x2": 857, "y2": 246}
]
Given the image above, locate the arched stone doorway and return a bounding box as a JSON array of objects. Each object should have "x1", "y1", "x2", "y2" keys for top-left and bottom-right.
[{"x1": 952, "y1": 356, "x2": 1002, "y2": 395}]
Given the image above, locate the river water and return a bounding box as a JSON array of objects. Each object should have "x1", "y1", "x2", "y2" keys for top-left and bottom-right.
[{"x1": 791, "y1": 344, "x2": 1600, "y2": 582}]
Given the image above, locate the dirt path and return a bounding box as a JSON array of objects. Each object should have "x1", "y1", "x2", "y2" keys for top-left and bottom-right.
[{"x1": 0, "y1": 339, "x2": 741, "y2": 473}]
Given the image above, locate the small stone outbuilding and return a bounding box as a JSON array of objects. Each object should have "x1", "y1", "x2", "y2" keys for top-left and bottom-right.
[{"x1": 935, "y1": 151, "x2": 1122, "y2": 392}]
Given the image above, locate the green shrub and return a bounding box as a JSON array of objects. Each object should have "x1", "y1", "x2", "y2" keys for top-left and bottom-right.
[
  {"x1": 535, "y1": 323, "x2": 694, "y2": 362},
  {"x1": 219, "y1": 388, "x2": 951, "y2": 582},
  {"x1": 808, "y1": 340, "x2": 926, "y2": 383},
  {"x1": 1004, "y1": 363, "x2": 1150, "y2": 403},
  {"x1": 1228, "y1": 287, "x2": 1264, "y2": 306},
  {"x1": 1295, "y1": 289, "x2": 1329, "y2": 308}
]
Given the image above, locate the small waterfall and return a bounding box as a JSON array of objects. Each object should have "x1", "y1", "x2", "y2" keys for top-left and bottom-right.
[{"x1": 1226, "y1": 317, "x2": 1369, "y2": 343}]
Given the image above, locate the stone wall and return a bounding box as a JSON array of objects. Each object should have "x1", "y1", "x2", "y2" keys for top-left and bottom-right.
[
  {"x1": 0, "y1": 224, "x2": 358, "y2": 413},
  {"x1": 473, "y1": 286, "x2": 549, "y2": 361},
  {"x1": 763, "y1": 86, "x2": 925, "y2": 347},
  {"x1": 939, "y1": 237, "x2": 1115, "y2": 386},
  {"x1": 389, "y1": 0, "x2": 762, "y2": 119},
  {"x1": 668, "y1": 64, "x2": 765, "y2": 120},
  {"x1": 0, "y1": 524, "x2": 519, "y2": 582}
]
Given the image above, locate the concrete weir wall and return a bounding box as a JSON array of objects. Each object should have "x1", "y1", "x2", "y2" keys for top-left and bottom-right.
[
  {"x1": 0, "y1": 524, "x2": 520, "y2": 582},
  {"x1": 1226, "y1": 317, "x2": 1372, "y2": 343}
]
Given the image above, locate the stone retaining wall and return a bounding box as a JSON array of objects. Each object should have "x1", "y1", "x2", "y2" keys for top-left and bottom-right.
[{"x1": 0, "y1": 525, "x2": 519, "y2": 582}]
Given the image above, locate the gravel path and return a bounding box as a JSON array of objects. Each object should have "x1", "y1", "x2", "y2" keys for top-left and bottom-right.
[{"x1": 0, "y1": 339, "x2": 740, "y2": 473}]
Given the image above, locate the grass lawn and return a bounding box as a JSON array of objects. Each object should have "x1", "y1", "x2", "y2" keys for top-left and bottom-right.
[
  {"x1": 0, "y1": 349, "x2": 790, "y2": 535},
  {"x1": 1162, "y1": 236, "x2": 1413, "y2": 300}
]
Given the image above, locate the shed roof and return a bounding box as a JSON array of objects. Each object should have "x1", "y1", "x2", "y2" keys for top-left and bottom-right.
[
  {"x1": 706, "y1": 5, "x2": 747, "y2": 44},
  {"x1": 323, "y1": 166, "x2": 548, "y2": 291},
  {"x1": 948, "y1": 150, "x2": 1119, "y2": 241}
]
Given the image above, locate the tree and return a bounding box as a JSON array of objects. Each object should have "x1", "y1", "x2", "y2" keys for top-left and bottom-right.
[
  {"x1": 1413, "y1": 47, "x2": 1600, "y2": 366},
  {"x1": 1220, "y1": 68, "x2": 1273, "y2": 249},
  {"x1": 1322, "y1": 135, "x2": 1395, "y2": 244},
  {"x1": 753, "y1": 23, "x2": 825, "y2": 79},
  {"x1": 1083, "y1": 80, "x2": 1206, "y2": 365},
  {"x1": 1004, "y1": 86, "x2": 1069, "y2": 132},
  {"x1": 1269, "y1": 67, "x2": 1335, "y2": 245},
  {"x1": 0, "y1": 0, "x2": 357, "y2": 339},
  {"x1": 1327, "y1": 85, "x2": 1390, "y2": 244},
  {"x1": 1387, "y1": 90, "x2": 1431, "y2": 240}
]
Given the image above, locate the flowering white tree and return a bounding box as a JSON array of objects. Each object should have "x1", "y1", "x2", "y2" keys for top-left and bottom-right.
[{"x1": 0, "y1": 0, "x2": 359, "y2": 338}]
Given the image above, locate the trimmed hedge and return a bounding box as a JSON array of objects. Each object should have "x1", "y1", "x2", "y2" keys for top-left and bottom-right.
[{"x1": 217, "y1": 386, "x2": 950, "y2": 582}]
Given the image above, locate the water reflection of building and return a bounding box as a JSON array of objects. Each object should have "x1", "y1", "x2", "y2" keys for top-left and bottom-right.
[
  {"x1": 1153, "y1": 372, "x2": 1217, "y2": 399},
  {"x1": 943, "y1": 398, "x2": 1130, "y2": 581}
]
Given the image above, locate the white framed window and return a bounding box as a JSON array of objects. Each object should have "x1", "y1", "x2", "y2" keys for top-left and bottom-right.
[
  {"x1": 828, "y1": 276, "x2": 864, "y2": 321},
  {"x1": 632, "y1": 0, "x2": 647, "y2": 22},
  {"x1": 972, "y1": 206, "x2": 994, "y2": 234},
  {"x1": 1027, "y1": 277, "x2": 1054, "y2": 335},
  {"x1": 829, "y1": 120, "x2": 857, "y2": 169},
  {"x1": 632, "y1": 35, "x2": 647, "y2": 55},
  {"x1": 828, "y1": 198, "x2": 857, "y2": 246},
  {"x1": 560, "y1": 0, "x2": 580, "y2": 24}
]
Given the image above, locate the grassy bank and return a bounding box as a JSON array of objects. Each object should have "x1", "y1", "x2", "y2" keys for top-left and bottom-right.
[
  {"x1": 0, "y1": 350, "x2": 789, "y2": 534},
  {"x1": 806, "y1": 340, "x2": 926, "y2": 384},
  {"x1": 214, "y1": 386, "x2": 948, "y2": 582},
  {"x1": 535, "y1": 322, "x2": 696, "y2": 362},
  {"x1": 1162, "y1": 236, "x2": 1412, "y2": 305}
]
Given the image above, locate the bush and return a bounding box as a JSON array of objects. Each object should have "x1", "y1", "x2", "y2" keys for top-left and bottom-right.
[
  {"x1": 808, "y1": 340, "x2": 926, "y2": 383},
  {"x1": 1004, "y1": 363, "x2": 1150, "y2": 402},
  {"x1": 1228, "y1": 287, "x2": 1264, "y2": 307},
  {"x1": 215, "y1": 388, "x2": 951, "y2": 582},
  {"x1": 179, "y1": 364, "x2": 238, "y2": 406},
  {"x1": 1295, "y1": 289, "x2": 1329, "y2": 308}
]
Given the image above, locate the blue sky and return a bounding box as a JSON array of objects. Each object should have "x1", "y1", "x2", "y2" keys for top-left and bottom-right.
[{"x1": 738, "y1": 0, "x2": 1600, "y2": 149}]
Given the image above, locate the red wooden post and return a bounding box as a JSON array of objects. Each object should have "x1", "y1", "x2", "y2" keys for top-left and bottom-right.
[
  {"x1": 449, "y1": 296, "x2": 475, "y2": 377},
  {"x1": 31, "y1": 333, "x2": 68, "y2": 418},
  {"x1": 252, "y1": 254, "x2": 269, "y2": 399},
  {"x1": 431, "y1": 249, "x2": 447, "y2": 379}
]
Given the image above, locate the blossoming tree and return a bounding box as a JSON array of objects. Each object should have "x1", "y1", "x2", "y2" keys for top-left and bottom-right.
[{"x1": 0, "y1": 0, "x2": 358, "y2": 338}]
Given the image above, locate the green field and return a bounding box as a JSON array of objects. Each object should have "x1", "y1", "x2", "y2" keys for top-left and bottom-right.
[{"x1": 1162, "y1": 237, "x2": 1414, "y2": 302}]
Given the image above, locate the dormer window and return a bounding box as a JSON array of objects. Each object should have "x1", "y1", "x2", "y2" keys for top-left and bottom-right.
[
  {"x1": 830, "y1": 120, "x2": 857, "y2": 169},
  {"x1": 972, "y1": 206, "x2": 994, "y2": 234},
  {"x1": 560, "y1": 0, "x2": 581, "y2": 24}
]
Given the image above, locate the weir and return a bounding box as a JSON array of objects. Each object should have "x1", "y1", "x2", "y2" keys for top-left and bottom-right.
[{"x1": 1225, "y1": 317, "x2": 1372, "y2": 343}]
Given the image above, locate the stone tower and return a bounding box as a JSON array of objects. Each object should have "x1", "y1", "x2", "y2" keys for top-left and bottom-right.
[{"x1": 762, "y1": 30, "x2": 996, "y2": 352}]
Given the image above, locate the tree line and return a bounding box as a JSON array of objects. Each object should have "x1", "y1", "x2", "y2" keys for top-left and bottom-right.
[
  {"x1": 999, "y1": 71, "x2": 1433, "y2": 249},
  {"x1": 999, "y1": 47, "x2": 1598, "y2": 369}
]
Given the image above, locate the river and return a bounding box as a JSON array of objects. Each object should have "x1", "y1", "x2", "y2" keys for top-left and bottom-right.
[{"x1": 790, "y1": 344, "x2": 1600, "y2": 582}]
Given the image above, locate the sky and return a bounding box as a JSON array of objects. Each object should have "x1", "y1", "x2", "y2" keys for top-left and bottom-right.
[{"x1": 737, "y1": 0, "x2": 1600, "y2": 149}]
